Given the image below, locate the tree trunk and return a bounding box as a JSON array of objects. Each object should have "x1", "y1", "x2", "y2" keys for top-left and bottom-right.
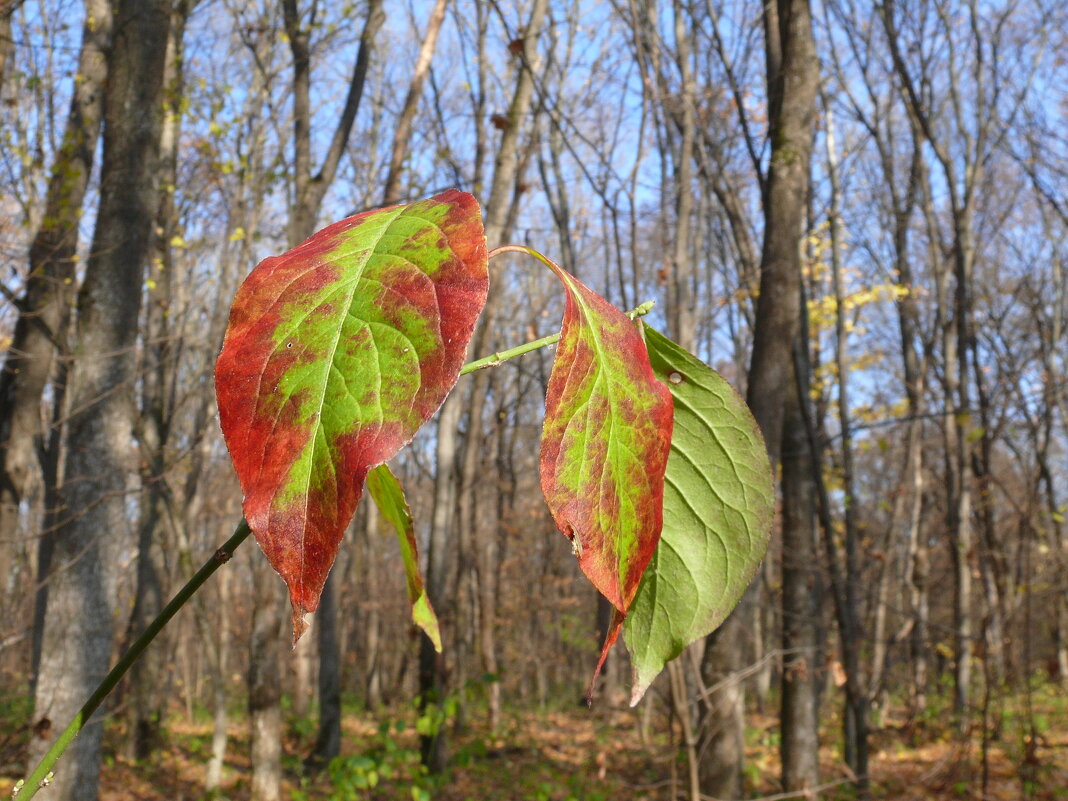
[
  {"x1": 420, "y1": 0, "x2": 548, "y2": 762},
  {"x1": 307, "y1": 571, "x2": 341, "y2": 765},
  {"x1": 697, "y1": 625, "x2": 746, "y2": 797},
  {"x1": 249, "y1": 566, "x2": 285, "y2": 801},
  {"x1": 26, "y1": 2, "x2": 171, "y2": 798},
  {"x1": 3, "y1": 0, "x2": 111, "y2": 637},
  {"x1": 824, "y1": 98, "x2": 869, "y2": 791},
  {"x1": 124, "y1": 1, "x2": 190, "y2": 760},
  {"x1": 381, "y1": 0, "x2": 449, "y2": 206},
  {"x1": 698, "y1": 0, "x2": 820, "y2": 796},
  {"x1": 666, "y1": 0, "x2": 696, "y2": 347},
  {"x1": 780, "y1": 360, "x2": 821, "y2": 793},
  {"x1": 205, "y1": 568, "x2": 232, "y2": 791}
]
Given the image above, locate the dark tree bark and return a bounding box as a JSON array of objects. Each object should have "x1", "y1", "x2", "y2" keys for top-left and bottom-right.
[
  {"x1": 282, "y1": 0, "x2": 384, "y2": 244},
  {"x1": 306, "y1": 571, "x2": 341, "y2": 766},
  {"x1": 25, "y1": 2, "x2": 172, "y2": 799},
  {"x1": 249, "y1": 564, "x2": 286, "y2": 801},
  {"x1": 721, "y1": 0, "x2": 821, "y2": 796},
  {"x1": 822, "y1": 97, "x2": 870, "y2": 792},
  {"x1": 779, "y1": 355, "x2": 821, "y2": 792},
  {"x1": 124, "y1": 0, "x2": 191, "y2": 760}
]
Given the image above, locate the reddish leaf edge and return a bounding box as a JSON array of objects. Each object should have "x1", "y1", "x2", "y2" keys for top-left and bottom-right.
[{"x1": 489, "y1": 244, "x2": 671, "y2": 706}]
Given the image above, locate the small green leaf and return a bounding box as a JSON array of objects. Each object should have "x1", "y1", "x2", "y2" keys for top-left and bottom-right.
[
  {"x1": 623, "y1": 327, "x2": 774, "y2": 704},
  {"x1": 367, "y1": 464, "x2": 442, "y2": 652}
]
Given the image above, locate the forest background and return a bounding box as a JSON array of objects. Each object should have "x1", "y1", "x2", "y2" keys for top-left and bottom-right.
[{"x1": 0, "y1": 0, "x2": 1066, "y2": 800}]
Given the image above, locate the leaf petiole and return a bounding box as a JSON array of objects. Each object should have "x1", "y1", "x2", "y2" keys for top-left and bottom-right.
[{"x1": 459, "y1": 299, "x2": 654, "y2": 376}]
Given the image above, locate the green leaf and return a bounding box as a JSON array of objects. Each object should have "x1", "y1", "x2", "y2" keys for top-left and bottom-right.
[
  {"x1": 623, "y1": 327, "x2": 774, "y2": 704},
  {"x1": 366, "y1": 464, "x2": 442, "y2": 652},
  {"x1": 215, "y1": 190, "x2": 487, "y2": 639}
]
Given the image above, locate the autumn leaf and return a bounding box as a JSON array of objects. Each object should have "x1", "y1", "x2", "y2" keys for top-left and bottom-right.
[
  {"x1": 215, "y1": 190, "x2": 488, "y2": 640},
  {"x1": 535, "y1": 251, "x2": 673, "y2": 699},
  {"x1": 623, "y1": 327, "x2": 773, "y2": 704}
]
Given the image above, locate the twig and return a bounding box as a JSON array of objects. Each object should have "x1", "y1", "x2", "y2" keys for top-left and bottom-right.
[
  {"x1": 14, "y1": 519, "x2": 252, "y2": 801},
  {"x1": 460, "y1": 299, "x2": 655, "y2": 376}
]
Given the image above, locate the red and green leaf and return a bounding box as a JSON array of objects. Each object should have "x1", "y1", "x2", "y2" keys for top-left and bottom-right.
[
  {"x1": 215, "y1": 190, "x2": 487, "y2": 640},
  {"x1": 366, "y1": 464, "x2": 441, "y2": 652},
  {"x1": 537, "y1": 254, "x2": 673, "y2": 696}
]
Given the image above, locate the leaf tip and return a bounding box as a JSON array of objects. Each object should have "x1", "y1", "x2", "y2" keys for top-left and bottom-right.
[
  {"x1": 585, "y1": 608, "x2": 625, "y2": 708},
  {"x1": 628, "y1": 677, "x2": 652, "y2": 707},
  {"x1": 291, "y1": 604, "x2": 309, "y2": 647},
  {"x1": 415, "y1": 593, "x2": 443, "y2": 653}
]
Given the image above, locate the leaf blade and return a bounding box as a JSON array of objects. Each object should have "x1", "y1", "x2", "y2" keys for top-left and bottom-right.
[
  {"x1": 366, "y1": 464, "x2": 442, "y2": 652},
  {"x1": 538, "y1": 263, "x2": 673, "y2": 690},
  {"x1": 215, "y1": 190, "x2": 487, "y2": 638},
  {"x1": 623, "y1": 327, "x2": 774, "y2": 704}
]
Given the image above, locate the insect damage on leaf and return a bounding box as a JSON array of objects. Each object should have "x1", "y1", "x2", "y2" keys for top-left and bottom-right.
[
  {"x1": 215, "y1": 190, "x2": 488, "y2": 641},
  {"x1": 534, "y1": 250, "x2": 673, "y2": 701}
]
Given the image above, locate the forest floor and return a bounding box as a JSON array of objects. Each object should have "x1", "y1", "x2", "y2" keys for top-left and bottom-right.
[{"x1": 2, "y1": 682, "x2": 1067, "y2": 801}]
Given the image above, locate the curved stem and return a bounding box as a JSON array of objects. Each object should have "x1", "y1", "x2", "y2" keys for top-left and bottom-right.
[
  {"x1": 15, "y1": 519, "x2": 252, "y2": 801},
  {"x1": 488, "y1": 243, "x2": 560, "y2": 272}
]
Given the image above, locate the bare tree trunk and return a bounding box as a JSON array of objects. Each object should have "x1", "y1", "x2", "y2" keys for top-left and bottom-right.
[
  {"x1": 420, "y1": 396, "x2": 459, "y2": 772},
  {"x1": 697, "y1": 626, "x2": 746, "y2": 797},
  {"x1": 381, "y1": 0, "x2": 449, "y2": 206},
  {"x1": 124, "y1": 1, "x2": 190, "y2": 760},
  {"x1": 3, "y1": 0, "x2": 111, "y2": 644},
  {"x1": 780, "y1": 358, "x2": 821, "y2": 793},
  {"x1": 0, "y1": 3, "x2": 18, "y2": 90},
  {"x1": 307, "y1": 571, "x2": 341, "y2": 764},
  {"x1": 363, "y1": 502, "x2": 383, "y2": 708},
  {"x1": 666, "y1": 0, "x2": 695, "y2": 348},
  {"x1": 26, "y1": 2, "x2": 171, "y2": 798},
  {"x1": 824, "y1": 97, "x2": 869, "y2": 791},
  {"x1": 972, "y1": 358, "x2": 1008, "y2": 685},
  {"x1": 205, "y1": 567, "x2": 232, "y2": 791},
  {"x1": 421, "y1": 0, "x2": 548, "y2": 761},
  {"x1": 249, "y1": 565, "x2": 285, "y2": 801},
  {"x1": 282, "y1": 0, "x2": 384, "y2": 244},
  {"x1": 698, "y1": 0, "x2": 820, "y2": 796}
]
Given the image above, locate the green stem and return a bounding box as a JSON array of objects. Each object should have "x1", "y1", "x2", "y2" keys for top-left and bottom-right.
[
  {"x1": 14, "y1": 296, "x2": 656, "y2": 799},
  {"x1": 15, "y1": 519, "x2": 252, "y2": 801},
  {"x1": 460, "y1": 299, "x2": 655, "y2": 376}
]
